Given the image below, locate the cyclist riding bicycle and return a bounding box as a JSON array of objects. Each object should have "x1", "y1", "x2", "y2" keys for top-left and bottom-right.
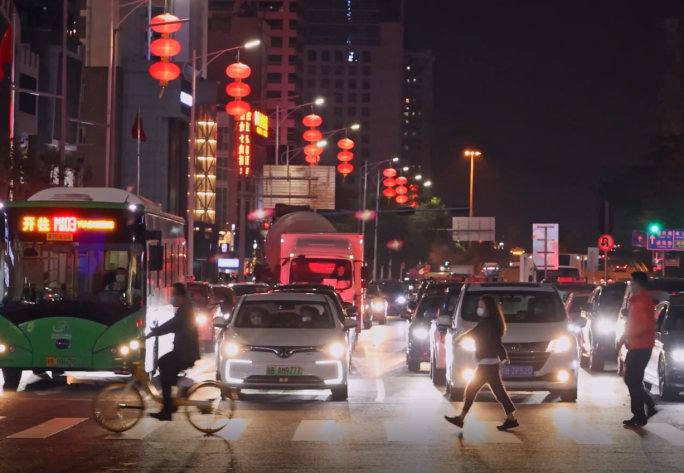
[{"x1": 147, "y1": 282, "x2": 201, "y2": 421}]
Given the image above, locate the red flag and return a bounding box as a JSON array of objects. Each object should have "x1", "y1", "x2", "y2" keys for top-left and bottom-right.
[
  {"x1": 132, "y1": 113, "x2": 147, "y2": 142},
  {"x1": 0, "y1": 24, "x2": 12, "y2": 82}
]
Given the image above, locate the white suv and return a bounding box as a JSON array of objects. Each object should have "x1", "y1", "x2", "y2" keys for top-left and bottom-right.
[{"x1": 445, "y1": 283, "x2": 579, "y2": 402}]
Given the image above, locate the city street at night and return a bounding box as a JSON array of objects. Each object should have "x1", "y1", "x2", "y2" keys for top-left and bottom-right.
[{"x1": 2, "y1": 318, "x2": 684, "y2": 473}]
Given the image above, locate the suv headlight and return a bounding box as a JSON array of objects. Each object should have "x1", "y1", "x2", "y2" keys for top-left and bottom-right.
[
  {"x1": 328, "y1": 343, "x2": 346, "y2": 358},
  {"x1": 596, "y1": 319, "x2": 616, "y2": 333},
  {"x1": 224, "y1": 342, "x2": 242, "y2": 357},
  {"x1": 412, "y1": 328, "x2": 428, "y2": 340},
  {"x1": 547, "y1": 336, "x2": 572, "y2": 353},
  {"x1": 396, "y1": 295, "x2": 407, "y2": 304},
  {"x1": 672, "y1": 350, "x2": 684, "y2": 362},
  {"x1": 460, "y1": 337, "x2": 476, "y2": 352},
  {"x1": 372, "y1": 299, "x2": 385, "y2": 312}
]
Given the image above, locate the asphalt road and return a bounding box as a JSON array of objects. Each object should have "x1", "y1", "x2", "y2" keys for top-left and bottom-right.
[{"x1": 2, "y1": 319, "x2": 684, "y2": 473}]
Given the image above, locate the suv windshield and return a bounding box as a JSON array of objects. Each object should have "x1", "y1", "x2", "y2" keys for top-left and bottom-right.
[
  {"x1": 462, "y1": 290, "x2": 566, "y2": 323},
  {"x1": 235, "y1": 300, "x2": 335, "y2": 329},
  {"x1": 377, "y1": 281, "x2": 405, "y2": 293},
  {"x1": 231, "y1": 284, "x2": 269, "y2": 296}
]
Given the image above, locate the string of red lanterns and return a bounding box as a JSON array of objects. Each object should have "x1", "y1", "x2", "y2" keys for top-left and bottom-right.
[
  {"x1": 225, "y1": 62, "x2": 252, "y2": 116},
  {"x1": 149, "y1": 13, "x2": 182, "y2": 97},
  {"x1": 337, "y1": 137, "x2": 354, "y2": 177},
  {"x1": 409, "y1": 183, "x2": 420, "y2": 208},
  {"x1": 303, "y1": 114, "x2": 323, "y2": 165},
  {"x1": 382, "y1": 167, "x2": 397, "y2": 200}
]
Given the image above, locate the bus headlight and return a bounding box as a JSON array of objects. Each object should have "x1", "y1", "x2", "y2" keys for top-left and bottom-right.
[
  {"x1": 0, "y1": 344, "x2": 6, "y2": 353},
  {"x1": 460, "y1": 337, "x2": 476, "y2": 352},
  {"x1": 672, "y1": 350, "x2": 684, "y2": 362},
  {"x1": 328, "y1": 343, "x2": 345, "y2": 358},
  {"x1": 129, "y1": 340, "x2": 140, "y2": 350},
  {"x1": 196, "y1": 314, "x2": 208, "y2": 325},
  {"x1": 120, "y1": 345, "x2": 130, "y2": 356},
  {"x1": 547, "y1": 336, "x2": 571, "y2": 353}
]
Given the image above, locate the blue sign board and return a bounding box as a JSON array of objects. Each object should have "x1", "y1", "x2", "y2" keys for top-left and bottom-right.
[
  {"x1": 632, "y1": 230, "x2": 647, "y2": 248},
  {"x1": 647, "y1": 229, "x2": 684, "y2": 251}
]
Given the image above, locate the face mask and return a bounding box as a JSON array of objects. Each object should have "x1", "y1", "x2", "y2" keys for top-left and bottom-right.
[
  {"x1": 476, "y1": 308, "x2": 486, "y2": 317},
  {"x1": 302, "y1": 316, "x2": 312, "y2": 322},
  {"x1": 251, "y1": 317, "x2": 262, "y2": 325},
  {"x1": 116, "y1": 274, "x2": 126, "y2": 283}
]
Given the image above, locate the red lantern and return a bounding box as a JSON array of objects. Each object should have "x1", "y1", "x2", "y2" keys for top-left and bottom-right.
[
  {"x1": 409, "y1": 184, "x2": 419, "y2": 191},
  {"x1": 149, "y1": 62, "x2": 180, "y2": 83},
  {"x1": 303, "y1": 114, "x2": 322, "y2": 127},
  {"x1": 355, "y1": 210, "x2": 376, "y2": 221},
  {"x1": 225, "y1": 82, "x2": 251, "y2": 98},
  {"x1": 395, "y1": 176, "x2": 408, "y2": 185},
  {"x1": 337, "y1": 138, "x2": 354, "y2": 150},
  {"x1": 411, "y1": 193, "x2": 419, "y2": 200},
  {"x1": 387, "y1": 239, "x2": 404, "y2": 251},
  {"x1": 150, "y1": 38, "x2": 181, "y2": 57},
  {"x1": 304, "y1": 144, "x2": 323, "y2": 156},
  {"x1": 395, "y1": 195, "x2": 409, "y2": 204},
  {"x1": 226, "y1": 62, "x2": 252, "y2": 80},
  {"x1": 383, "y1": 168, "x2": 397, "y2": 178},
  {"x1": 150, "y1": 13, "x2": 182, "y2": 34},
  {"x1": 337, "y1": 151, "x2": 354, "y2": 162},
  {"x1": 225, "y1": 100, "x2": 251, "y2": 116},
  {"x1": 303, "y1": 129, "x2": 323, "y2": 142},
  {"x1": 337, "y1": 162, "x2": 353, "y2": 176},
  {"x1": 395, "y1": 186, "x2": 408, "y2": 195},
  {"x1": 383, "y1": 178, "x2": 396, "y2": 187},
  {"x1": 383, "y1": 188, "x2": 396, "y2": 198},
  {"x1": 410, "y1": 201, "x2": 419, "y2": 208},
  {"x1": 306, "y1": 155, "x2": 320, "y2": 165}
]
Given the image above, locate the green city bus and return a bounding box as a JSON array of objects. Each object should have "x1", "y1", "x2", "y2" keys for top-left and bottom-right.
[{"x1": 0, "y1": 187, "x2": 186, "y2": 389}]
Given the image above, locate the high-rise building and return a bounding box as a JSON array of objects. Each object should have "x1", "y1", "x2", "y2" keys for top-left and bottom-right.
[
  {"x1": 403, "y1": 50, "x2": 434, "y2": 175},
  {"x1": 662, "y1": 19, "x2": 682, "y2": 137},
  {"x1": 298, "y1": 0, "x2": 404, "y2": 172}
]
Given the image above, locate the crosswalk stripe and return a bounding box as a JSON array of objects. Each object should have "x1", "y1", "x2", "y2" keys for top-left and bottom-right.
[
  {"x1": 643, "y1": 423, "x2": 684, "y2": 446},
  {"x1": 204, "y1": 419, "x2": 250, "y2": 441},
  {"x1": 384, "y1": 420, "x2": 435, "y2": 443},
  {"x1": 559, "y1": 427, "x2": 615, "y2": 445},
  {"x1": 375, "y1": 379, "x2": 386, "y2": 403},
  {"x1": 292, "y1": 420, "x2": 344, "y2": 442},
  {"x1": 104, "y1": 418, "x2": 164, "y2": 440},
  {"x1": 8, "y1": 417, "x2": 87, "y2": 439}
]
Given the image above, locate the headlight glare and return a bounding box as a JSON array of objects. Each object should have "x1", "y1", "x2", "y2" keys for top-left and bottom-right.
[
  {"x1": 196, "y1": 314, "x2": 207, "y2": 325},
  {"x1": 396, "y1": 295, "x2": 407, "y2": 304},
  {"x1": 225, "y1": 342, "x2": 240, "y2": 356},
  {"x1": 672, "y1": 350, "x2": 684, "y2": 362},
  {"x1": 0, "y1": 344, "x2": 6, "y2": 353},
  {"x1": 129, "y1": 340, "x2": 140, "y2": 350},
  {"x1": 120, "y1": 345, "x2": 130, "y2": 355},
  {"x1": 329, "y1": 342, "x2": 345, "y2": 358},
  {"x1": 547, "y1": 336, "x2": 572, "y2": 353},
  {"x1": 412, "y1": 328, "x2": 429, "y2": 340},
  {"x1": 372, "y1": 299, "x2": 385, "y2": 312},
  {"x1": 597, "y1": 319, "x2": 616, "y2": 333},
  {"x1": 460, "y1": 337, "x2": 476, "y2": 352}
]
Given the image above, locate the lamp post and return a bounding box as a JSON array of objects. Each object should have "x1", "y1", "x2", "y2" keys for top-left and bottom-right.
[
  {"x1": 464, "y1": 149, "x2": 481, "y2": 218},
  {"x1": 272, "y1": 98, "x2": 325, "y2": 165}
]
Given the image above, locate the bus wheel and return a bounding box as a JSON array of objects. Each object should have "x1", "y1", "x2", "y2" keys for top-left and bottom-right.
[{"x1": 2, "y1": 369, "x2": 22, "y2": 390}]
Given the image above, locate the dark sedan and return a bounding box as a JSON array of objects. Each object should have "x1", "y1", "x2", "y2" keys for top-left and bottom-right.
[{"x1": 403, "y1": 294, "x2": 442, "y2": 372}]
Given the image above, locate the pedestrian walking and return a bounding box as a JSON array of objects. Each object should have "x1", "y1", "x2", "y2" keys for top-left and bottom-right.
[
  {"x1": 617, "y1": 271, "x2": 657, "y2": 426},
  {"x1": 445, "y1": 295, "x2": 518, "y2": 431}
]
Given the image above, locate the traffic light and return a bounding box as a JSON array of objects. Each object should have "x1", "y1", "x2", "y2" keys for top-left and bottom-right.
[
  {"x1": 444, "y1": 261, "x2": 450, "y2": 268},
  {"x1": 649, "y1": 223, "x2": 661, "y2": 234}
]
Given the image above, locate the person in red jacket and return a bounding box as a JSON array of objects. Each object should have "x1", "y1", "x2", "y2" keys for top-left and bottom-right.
[{"x1": 617, "y1": 272, "x2": 657, "y2": 426}]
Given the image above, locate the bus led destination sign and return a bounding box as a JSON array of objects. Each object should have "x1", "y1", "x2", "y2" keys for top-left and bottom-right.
[{"x1": 21, "y1": 216, "x2": 116, "y2": 233}]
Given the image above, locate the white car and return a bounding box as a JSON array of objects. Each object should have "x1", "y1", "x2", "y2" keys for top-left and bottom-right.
[
  {"x1": 445, "y1": 283, "x2": 579, "y2": 402},
  {"x1": 214, "y1": 292, "x2": 357, "y2": 400}
]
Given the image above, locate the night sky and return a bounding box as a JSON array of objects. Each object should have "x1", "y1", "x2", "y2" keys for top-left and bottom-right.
[{"x1": 404, "y1": 6, "x2": 662, "y2": 252}]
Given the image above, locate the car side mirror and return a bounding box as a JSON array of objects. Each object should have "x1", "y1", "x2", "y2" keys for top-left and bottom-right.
[
  {"x1": 400, "y1": 312, "x2": 412, "y2": 320},
  {"x1": 408, "y1": 301, "x2": 418, "y2": 311},
  {"x1": 621, "y1": 308, "x2": 629, "y2": 317},
  {"x1": 213, "y1": 317, "x2": 228, "y2": 328},
  {"x1": 343, "y1": 319, "x2": 358, "y2": 329},
  {"x1": 437, "y1": 315, "x2": 451, "y2": 327},
  {"x1": 148, "y1": 244, "x2": 163, "y2": 272},
  {"x1": 345, "y1": 306, "x2": 359, "y2": 318}
]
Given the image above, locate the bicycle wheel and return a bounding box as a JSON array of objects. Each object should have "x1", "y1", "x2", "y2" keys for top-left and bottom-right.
[
  {"x1": 93, "y1": 382, "x2": 145, "y2": 432},
  {"x1": 185, "y1": 381, "x2": 234, "y2": 434}
]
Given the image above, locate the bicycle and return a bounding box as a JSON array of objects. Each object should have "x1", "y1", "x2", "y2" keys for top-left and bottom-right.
[{"x1": 93, "y1": 342, "x2": 234, "y2": 434}]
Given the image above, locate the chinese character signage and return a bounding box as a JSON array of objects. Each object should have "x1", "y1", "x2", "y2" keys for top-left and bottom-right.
[
  {"x1": 21, "y1": 216, "x2": 115, "y2": 233},
  {"x1": 647, "y1": 229, "x2": 684, "y2": 251},
  {"x1": 254, "y1": 110, "x2": 269, "y2": 138},
  {"x1": 236, "y1": 112, "x2": 252, "y2": 176}
]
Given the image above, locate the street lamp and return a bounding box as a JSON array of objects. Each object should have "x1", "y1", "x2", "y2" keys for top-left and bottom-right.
[
  {"x1": 272, "y1": 98, "x2": 326, "y2": 165},
  {"x1": 424, "y1": 180, "x2": 432, "y2": 187},
  {"x1": 414, "y1": 174, "x2": 422, "y2": 181},
  {"x1": 392, "y1": 157, "x2": 399, "y2": 162},
  {"x1": 464, "y1": 149, "x2": 482, "y2": 217},
  {"x1": 402, "y1": 166, "x2": 409, "y2": 171}
]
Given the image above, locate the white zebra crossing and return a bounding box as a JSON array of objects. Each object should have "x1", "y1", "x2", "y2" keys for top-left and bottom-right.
[
  {"x1": 7, "y1": 418, "x2": 87, "y2": 439},
  {"x1": 104, "y1": 418, "x2": 165, "y2": 440}
]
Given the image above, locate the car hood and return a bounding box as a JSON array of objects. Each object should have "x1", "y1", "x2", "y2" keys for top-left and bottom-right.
[
  {"x1": 410, "y1": 318, "x2": 432, "y2": 329},
  {"x1": 228, "y1": 328, "x2": 343, "y2": 347},
  {"x1": 458, "y1": 320, "x2": 569, "y2": 343}
]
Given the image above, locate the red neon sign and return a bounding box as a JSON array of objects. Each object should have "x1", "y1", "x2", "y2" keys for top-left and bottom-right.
[
  {"x1": 236, "y1": 112, "x2": 252, "y2": 176},
  {"x1": 21, "y1": 216, "x2": 116, "y2": 233}
]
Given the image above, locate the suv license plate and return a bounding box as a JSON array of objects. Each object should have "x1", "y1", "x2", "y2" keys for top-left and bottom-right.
[
  {"x1": 266, "y1": 366, "x2": 302, "y2": 376},
  {"x1": 501, "y1": 365, "x2": 534, "y2": 377}
]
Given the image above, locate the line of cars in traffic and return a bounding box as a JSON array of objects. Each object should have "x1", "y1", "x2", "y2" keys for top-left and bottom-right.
[{"x1": 401, "y1": 276, "x2": 684, "y2": 403}]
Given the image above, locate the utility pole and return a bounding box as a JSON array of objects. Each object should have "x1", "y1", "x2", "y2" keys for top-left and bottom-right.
[
  {"x1": 60, "y1": 0, "x2": 67, "y2": 167},
  {"x1": 187, "y1": 49, "x2": 197, "y2": 277},
  {"x1": 372, "y1": 168, "x2": 380, "y2": 280}
]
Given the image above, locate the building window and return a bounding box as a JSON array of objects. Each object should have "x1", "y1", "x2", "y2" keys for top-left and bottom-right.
[
  {"x1": 266, "y1": 19, "x2": 283, "y2": 29},
  {"x1": 307, "y1": 50, "x2": 317, "y2": 61},
  {"x1": 335, "y1": 93, "x2": 344, "y2": 103},
  {"x1": 267, "y1": 72, "x2": 282, "y2": 83},
  {"x1": 288, "y1": 90, "x2": 297, "y2": 97},
  {"x1": 335, "y1": 65, "x2": 344, "y2": 75},
  {"x1": 348, "y1": 93, "x2": 357, "y2": 103},
  {"x1": 18, "y1": 74, "x2": 37, "y2": 115},
  {"x1": 321, "y1": 65, "x2": 330, "y2": 75},
  {"x1": 217, "y1": 156, "x2": 228, "y2": 180},
  {"x1": 334, "y1": 107, "x2": 343, "y2": 117},
  {"x1": 348, "y1": 107, "x2": 357, "y2": 117},
  {"x1": 321, "y1": 79, "x2": 330, "y2": 88},
  {"x1": 362, "y1": 66, "x2": 371, "y2": 76},
  {"x1": 362, "y1": 121, "x2": 370, "y2": 131},
  {"x1": 272, "y1": 36, "x2": 283, "y2": 47},
  {"x1": 362, "y1": 51, "x2": 372, "y2": 62},
  {"x1": 334, "y1": 79, "x2": 344, "y2": 89},
  {"x1": 361, "y1": 135, "x2": 370, "y2": 144},
  {"x1": 266, "y1": 90, "x2": 281, "y2": 98},
  {"x1": 290, "y1": 1, "x2": 299, "y2": 11},
  {"x1": 288, "y1": 73, "x2": 297, "y2": 83},
  {"x1": 349, "y1": 65, "x2": 358, "y2": 75},
  {"x1": 348, "y1": 51, "x2": 357, "y2": 62},
  {"x1": 288, "y1": 55, "x2": 297, "y2": 65},
  {"x1": 362, "y1": 93, "x2": 371, "y2": 103},
  {"x1": 217, "y1": 126, "x2": 231, "y2": 150},
  {"x1": 334, "y1": 51, "x2": 344, "y2": 62},
  {"x1": 267, "y1": 54, "x2": 281, "y2": 65},
  {"x1": 362, "y1": 107, "x2": 371, "y2": 117},
  {"x1": 290, "y1": 36, "x2": 297, "y2": 46},
  {"x1": 348, "y1": 80, "x2": 357, "y2": 89},
  {"x1": 307, "y1": 64, "x2": 316, "y2": 74},
  {"x1": 307, "y1": 78, "x2": 316, "y2": 88},
  {"x1": 289, "y1": 19, "x2": 298, "y2": 29},
  {"x1": 362, "y1": 80, "x2": 371, "y2": 90},
  {"x1": 361, "y1": 147, "x2": 370, "y2": 158}
]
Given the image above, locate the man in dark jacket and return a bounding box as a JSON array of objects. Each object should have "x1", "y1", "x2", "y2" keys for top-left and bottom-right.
[{"x1": 148, "y1": 282, "x2": 201, "y2": 421}]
